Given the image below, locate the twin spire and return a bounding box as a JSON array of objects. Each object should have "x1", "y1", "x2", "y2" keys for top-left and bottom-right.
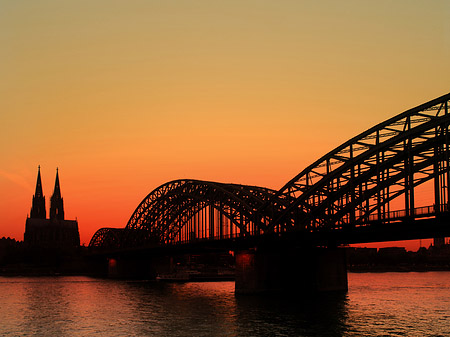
[
  {"x1": 50, "y1": 168, "x2": 64, "y2": 220},
  {"x1": 30, "y1": 166, "x2": 64, "y2": 221},
  {"x1": 30, "y1": 166, "x2": 46, "y2": 219},
  {"x1": 34, "y1": 165, "x2": 44, "y2": 198}
]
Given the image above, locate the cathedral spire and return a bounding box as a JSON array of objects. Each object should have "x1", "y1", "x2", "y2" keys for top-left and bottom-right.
[
  {"x1": 35, "y1": 165, "x2": 43, "y2": 197},
  {"x1": 53, "y1": 168, "x2": 61, "y2": 199},
  {"x1": 30, "y1": 165, "x2": 46, "y2": 219},
  {"x1": 50, "y1": 168, "x2": 64, "y2": 221}
]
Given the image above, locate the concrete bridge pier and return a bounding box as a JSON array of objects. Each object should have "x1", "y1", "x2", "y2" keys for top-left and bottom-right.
[{"x1": 235, "y1": 247, "x2": 348, "y2": 294}]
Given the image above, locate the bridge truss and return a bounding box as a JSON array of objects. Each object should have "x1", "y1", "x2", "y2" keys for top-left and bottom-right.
[
  {"x1": 90, "y1": 180, "x2": 290, "y2": 248},
  {"x1": 90, "y1": 93, "x2": 450, "y2": 249},
  {"x1": 264, "y1": 92, "x2": 450, "y2": 233}
]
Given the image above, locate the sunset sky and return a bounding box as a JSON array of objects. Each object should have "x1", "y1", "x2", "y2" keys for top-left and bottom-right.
[{"x1": 1, "y1": 1, "x2": 449, "y2": 248}]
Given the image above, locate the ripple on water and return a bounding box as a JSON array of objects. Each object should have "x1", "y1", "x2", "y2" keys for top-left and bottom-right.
[{"x1": 0, "y1": 273, "x2": 449, "y2": 336}]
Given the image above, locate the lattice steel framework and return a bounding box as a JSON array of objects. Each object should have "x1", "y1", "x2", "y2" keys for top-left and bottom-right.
[
  {"x1": 112, "y1": 180, "x2": 289, "y2": 247},
  {"x1": 90, "y1": 92, "x2": 450, "y2": 249},
  {"x1": 89, "y1": 228, "x2": 125, "y2": 248},
  {"x1": 262, "y1": 92, "x2": 450, "y2": 233}
]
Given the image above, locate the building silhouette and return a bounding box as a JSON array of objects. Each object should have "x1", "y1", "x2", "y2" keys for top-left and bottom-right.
[{"x1": 24, "y1": 167, "x2": 80, "y2": 248}]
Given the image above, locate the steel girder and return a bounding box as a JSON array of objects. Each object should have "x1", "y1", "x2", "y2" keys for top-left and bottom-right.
[
  {"x1": 122, "y1": 179, "x2": 288, "y2": 247},
  {"x1": 89, "y1": 93, "x2": 450, "y2": 249},
  {"x1": 264, "y1": 92, "x2": 450, "y2": 232},
  {"x1": 89, "y1": 228, "x2": 125, "y2": 248}
]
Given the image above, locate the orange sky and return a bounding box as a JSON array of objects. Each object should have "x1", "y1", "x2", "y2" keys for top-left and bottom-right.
[{"x1": 1, "y1": 1, "x2": 449, "y2": 249}]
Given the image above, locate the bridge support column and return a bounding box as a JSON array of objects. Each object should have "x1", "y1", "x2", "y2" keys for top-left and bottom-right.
[{"x1": 235, "y1": 247, "x2": 347, "y2": 294}]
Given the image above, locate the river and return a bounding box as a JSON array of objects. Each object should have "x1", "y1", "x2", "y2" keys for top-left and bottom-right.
[{"x1": 0, "y1": 272, "x2": 449, "y2": 336}]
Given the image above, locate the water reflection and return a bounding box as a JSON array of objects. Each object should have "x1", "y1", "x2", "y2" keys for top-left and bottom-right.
[
  {"x1": 1, "y1": 273, "x2": 450, "y2": 336},
  {"x1": 22, "y1": 277, "x2": 72, "y2": 335},
  {"x1": 234, "y1": 292, "x2": 348, "y2": 336},
  {"x1": 125, "y1": 281, "x2": 239, "y2": 336},
  {"x1": 347, "y1": 272, "x2": 450, "y2": 336},
  {"x1": 124, "y1": 281, "x2": 349, "y2": 336}
]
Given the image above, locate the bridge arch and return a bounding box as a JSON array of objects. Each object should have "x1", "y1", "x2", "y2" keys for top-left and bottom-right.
[
  {"x1": 266, "y1": 93, "x2": 450, "y2": 232},
  {"x1": 121, "y1": 179, "x2": 287, "y2": 247},
  {"x1": 89, "y1": 92, "x2": 450, "y2": 249},
  {"x1": 89, "y1": 228, "x2": 124, "y2": 248}
]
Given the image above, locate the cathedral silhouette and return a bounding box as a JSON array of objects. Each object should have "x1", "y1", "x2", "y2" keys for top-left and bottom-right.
[{"x1": 24, "y1": 167, "x2": 80, "y2": 248}]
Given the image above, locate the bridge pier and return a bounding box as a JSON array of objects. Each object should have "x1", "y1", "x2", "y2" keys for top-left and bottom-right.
[{"x1": 235, "y1": 247, "x2": 347, "y2": 294}]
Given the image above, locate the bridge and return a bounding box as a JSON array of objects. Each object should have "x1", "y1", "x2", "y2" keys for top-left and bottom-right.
[{"x1": 89, "y1": 92, "x2": 450, "y2": 293}]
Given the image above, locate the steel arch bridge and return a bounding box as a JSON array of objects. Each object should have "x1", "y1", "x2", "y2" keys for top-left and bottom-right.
[
  {"x1": 90, "y1": 92, "x2": 450, "y2": 249},
  {"x1": 90, "y1": 180, "x2": 291, "y2": 248},
  {"x1": 262, "y1": 92, "x2": 450, "y2": 233}
]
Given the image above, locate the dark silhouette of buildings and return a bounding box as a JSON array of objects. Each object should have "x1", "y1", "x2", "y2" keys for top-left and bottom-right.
[
  {"x1": 24, "y1": 167, "x2": 80, "y2": 248},
  {"x1": 347, "y1": 240, "x2": 450, "y2": 272}
]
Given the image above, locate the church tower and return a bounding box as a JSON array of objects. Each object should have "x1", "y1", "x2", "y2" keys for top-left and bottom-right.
[
  {"x1": 25, "y1": 166, "x2": 79, "y2": 248},
  {"x1": 50, "y1": 168, "x2": 64, "y2": 221},
  {"x1": 30, "y1": 166, "x2": 46, "y2": 219}
]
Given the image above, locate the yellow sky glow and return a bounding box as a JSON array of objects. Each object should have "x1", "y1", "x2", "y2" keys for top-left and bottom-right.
[{"x1": 1, "y1": 1, "x2": 449, "y2": 248}]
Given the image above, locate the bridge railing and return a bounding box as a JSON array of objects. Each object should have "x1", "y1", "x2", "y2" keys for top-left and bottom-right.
[
  {"x1": 366, "y1": 204, "x2": 448, "y2": 223},
  {"x1": 170, "y1": 232, "x2": 248, "y2": 246}
]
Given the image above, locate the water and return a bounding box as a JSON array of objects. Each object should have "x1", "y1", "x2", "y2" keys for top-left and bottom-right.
[{"x1": 1, "y1": 272, "x2": 450, "y2": 336}]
